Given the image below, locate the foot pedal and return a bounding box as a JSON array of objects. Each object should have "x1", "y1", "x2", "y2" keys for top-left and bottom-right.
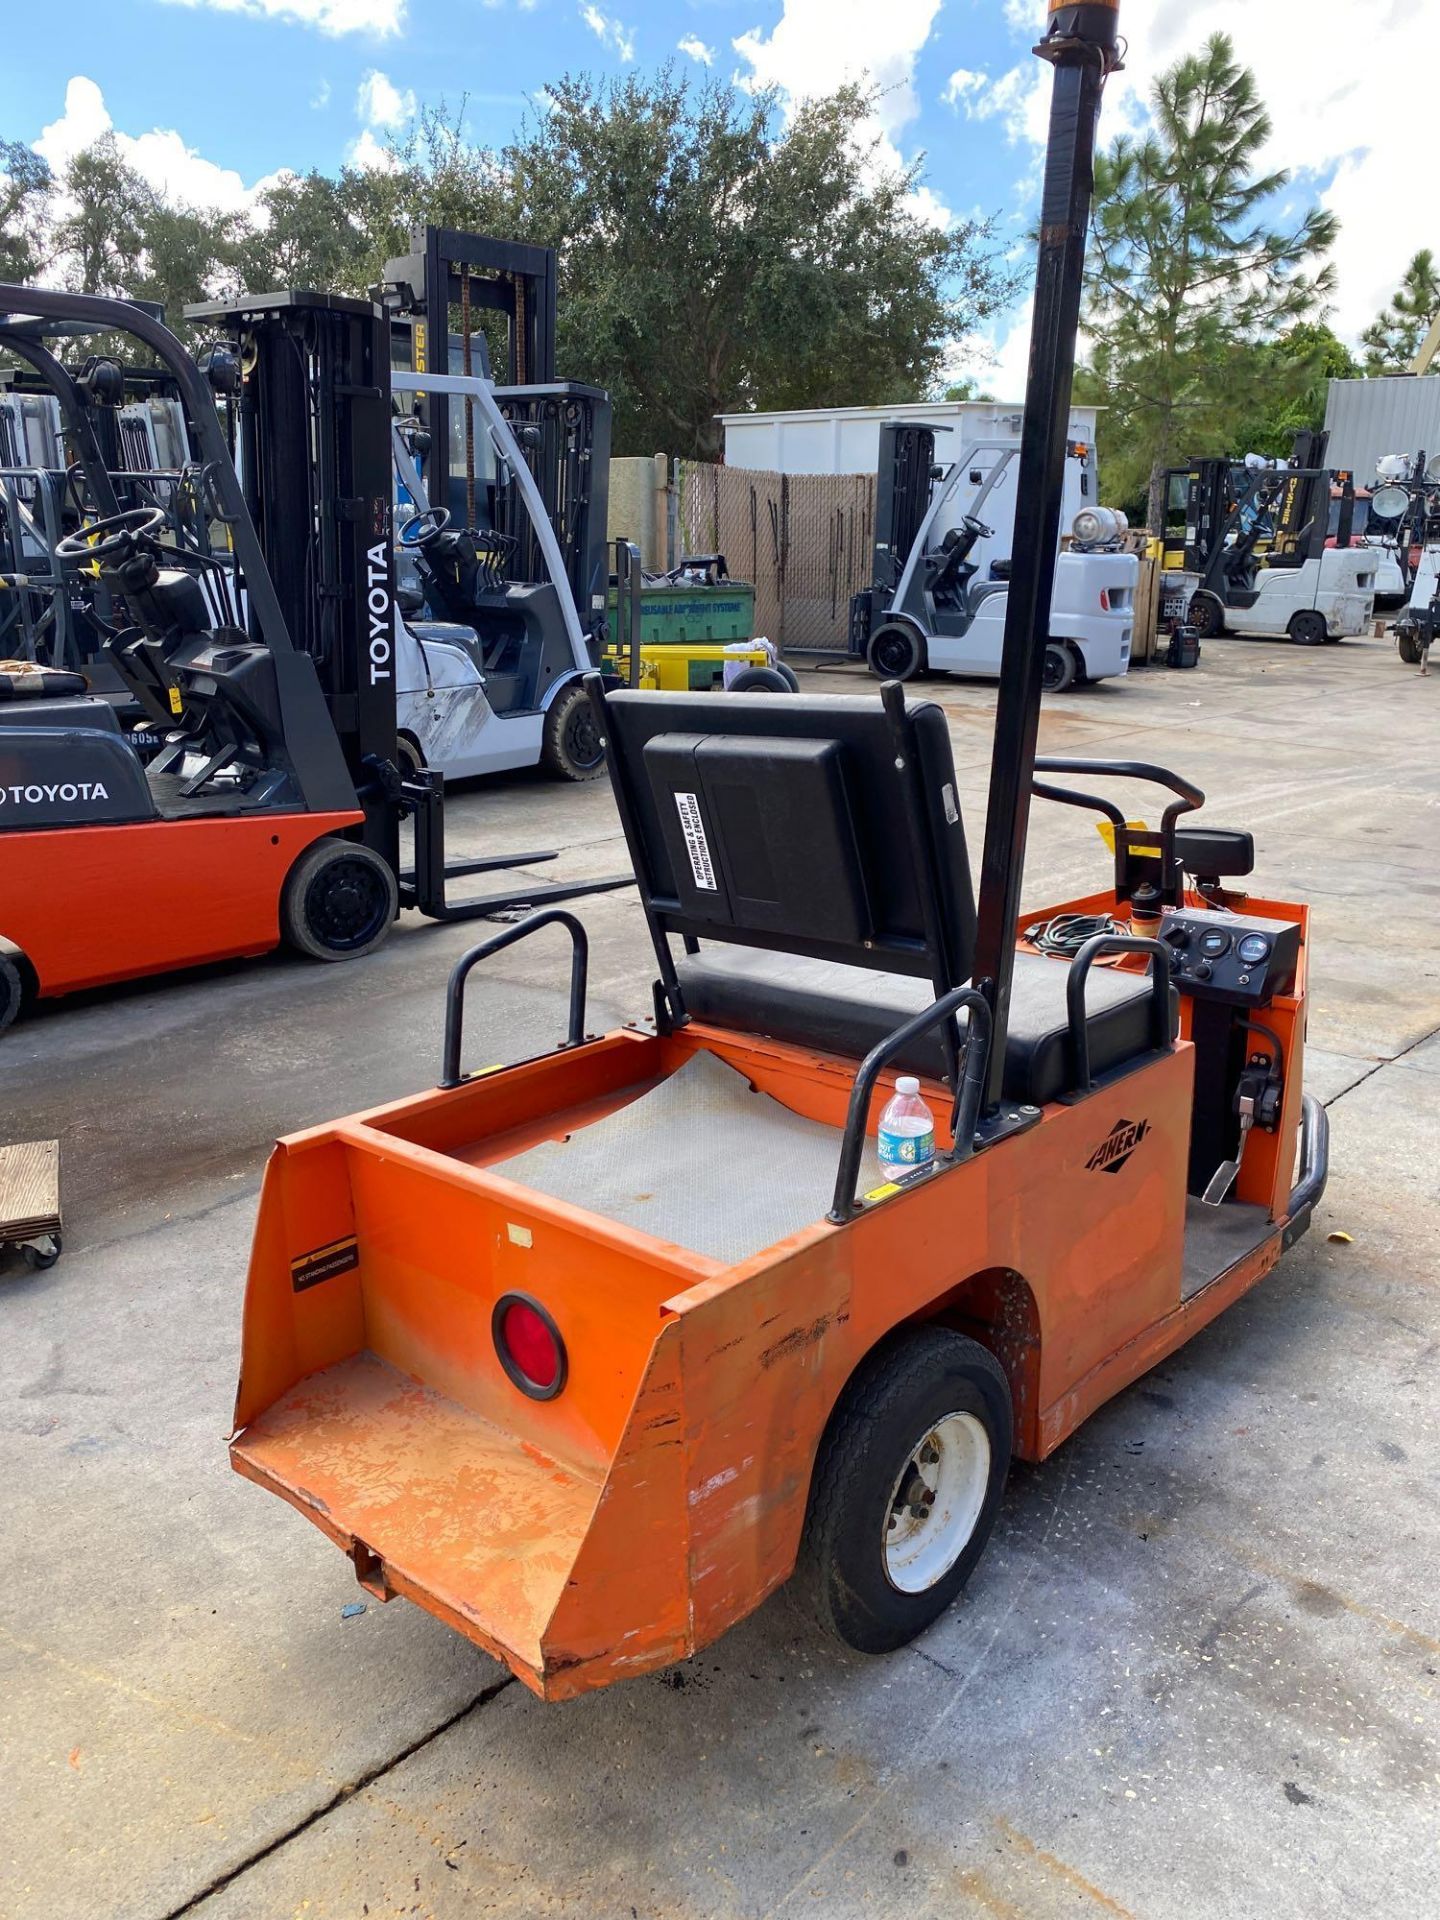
[{"x1": 1201, "y1": 1089, "x2": 1256, "y2": 1208}]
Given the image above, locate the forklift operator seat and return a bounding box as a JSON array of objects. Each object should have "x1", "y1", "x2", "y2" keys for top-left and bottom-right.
[{"x1": 600, "y1": 686, "x2": 1173, "y2": 1106}]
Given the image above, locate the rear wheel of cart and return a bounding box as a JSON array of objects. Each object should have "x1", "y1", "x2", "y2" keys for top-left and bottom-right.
[
  {"x1": 21, "y1": 1232, "x2": 61, "y2": 1272},
  {"x1": 773, "y1": 660, "x2": 801, "y2": 692},
  {"x1": 796, "y1": 1327, "x2": 1012, "y2": 1653},
  {"x1": 1042, "y1": 642, "x2": 1078, "y2": 693},
  {"x1": 866, "y1": 621, "x2": 927, "y2": 682},
  {"x1": 1288, "y1": 609, "x2": 1328, "y2": 646},
  {"x1": 542, "y1": 679, "x2": 607, "y2": 780},
  {"x1": 1396, "y1": 628, "x2": 1423, "y2": 664},
  {"x1": 281, "y1": 838, "x2": 398, "y2": 962},
  {"x1": 1185, "y1": 591, "x2": 1225, "y2": 639}
]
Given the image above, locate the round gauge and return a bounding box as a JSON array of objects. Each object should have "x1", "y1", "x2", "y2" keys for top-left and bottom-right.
[
  {"x1": 1199, "y1": 928, "x2": 1232, "y2": 958},
  {"x1": 1237, "y1": 932, "x2": 1270, "y2": 966}
]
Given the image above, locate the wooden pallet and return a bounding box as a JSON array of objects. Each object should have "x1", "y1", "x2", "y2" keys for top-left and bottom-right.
[{"x1": 0, "y1": 1140, "x2": 61, "y2": 1241}]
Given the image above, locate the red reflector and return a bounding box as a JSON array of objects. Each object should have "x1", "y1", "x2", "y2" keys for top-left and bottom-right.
[
  {"x1": 1099, "y1": 588, "x2": 1111, "y2": 611},
  {"x1": 494, "y1": 1294, "x2": 566, "y2": 1398}
]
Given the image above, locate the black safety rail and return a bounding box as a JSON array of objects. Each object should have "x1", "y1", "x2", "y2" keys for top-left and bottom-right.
[{"x1": 441, "y1": 909, "x2": 590, "y2": 1088}]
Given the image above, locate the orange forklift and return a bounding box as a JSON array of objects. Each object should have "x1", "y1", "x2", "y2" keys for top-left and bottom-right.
[
  {"x1": 0, "y1": 284, "x2": 622, "y2": 1033},
  {"x1": 229, "y1": 0, "x2": 1329, "y2": 1699}
]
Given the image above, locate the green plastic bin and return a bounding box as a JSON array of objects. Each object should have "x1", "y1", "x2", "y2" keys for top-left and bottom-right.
[{"x1": 605, "y1": 578, "x2": 757, "y2": 646}]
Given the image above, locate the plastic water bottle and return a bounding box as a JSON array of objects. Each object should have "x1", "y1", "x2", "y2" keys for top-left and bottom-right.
[{"x1": 878, "y1": 1076, "x2": 935, "y2": 1182}]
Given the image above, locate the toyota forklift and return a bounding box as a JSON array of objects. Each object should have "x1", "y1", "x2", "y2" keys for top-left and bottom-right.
[
  {"x1": 228, "y1": 0, "x2": 1329, "y2": 1700},
  {"x1": 0, "y1": 284, "x2": 624, "y2": 1033}
]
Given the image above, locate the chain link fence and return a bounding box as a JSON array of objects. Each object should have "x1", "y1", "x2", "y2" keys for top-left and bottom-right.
[{"x1": 675, "y1": 461, "x2": 875, "y2": 654}]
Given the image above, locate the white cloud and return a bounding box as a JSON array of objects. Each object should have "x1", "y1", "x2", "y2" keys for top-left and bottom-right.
[
  {"x1": 732, "y1": 0, "x2": 949, "y2": 226},
  {"x1": 311, "y1": 78, "x2": 332, "y2": 108},
  {"x1": 156, "y1": 0, "x2": 405, "y2": 36},
  {"x1": 346, "y1": 127, "x2": 401, "y2": 171},
  {"x1": 580, "y1": 3, "x2": 635, "y2": 61},
  {"x1": 35, "y1": 75, "x2": 282, "y2": 213},
  {"x1": 942, "y1": 69, "x2": 985, "y2": 113},
  {"x1": 356, "y1": 67, "x2": 415, "y2": 128},
  {"x1": 678, "y1": 33, "x2": 714, "y2": 65}
]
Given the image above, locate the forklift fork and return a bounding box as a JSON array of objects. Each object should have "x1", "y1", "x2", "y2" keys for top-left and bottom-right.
[{"x1": 398, "y1": 767, "x2": 632, "y2": 922}]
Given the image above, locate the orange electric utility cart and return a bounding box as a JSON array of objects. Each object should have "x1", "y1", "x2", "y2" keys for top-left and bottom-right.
[{"x1": 229, "y1": 0, "x2": 1329, "y2": 1700}]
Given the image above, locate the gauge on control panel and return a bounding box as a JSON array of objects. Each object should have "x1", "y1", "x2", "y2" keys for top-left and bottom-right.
[
  {"x1": 1236, "y1": 932, "x2": 1271, "y2": 966},
  {"x1": 1199, "y1": 928, "x2": 1232, "y2": 958}
]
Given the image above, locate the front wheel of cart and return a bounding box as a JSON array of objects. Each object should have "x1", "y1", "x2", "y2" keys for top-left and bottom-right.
[{"x1": 795, "y1": 1326, "x2": 1012, "y2": 1653}]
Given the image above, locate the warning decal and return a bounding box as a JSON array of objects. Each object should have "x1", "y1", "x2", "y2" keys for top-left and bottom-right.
[
  {"x1": 291, "y1": 1236, "x2": 359, "y2": 1292},
  {"x1": 674, "y1": 791, "x2": 718, "y2": 891}
]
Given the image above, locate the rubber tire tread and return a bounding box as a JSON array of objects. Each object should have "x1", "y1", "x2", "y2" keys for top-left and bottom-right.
[
  {"x1": 542, "y1": 681, "x2": 607, "y2": 780},
  {"x1": 796, "y1": 1325, "x2": 1012, "y2": 1654},
  {"x1": 1043, "y1": 642, "x2": 1078, "y2": 693},
  {"x1": 280, "y1": 838, "x2": 398, "y2": 962},
  {"x1": 727, "y1": 666, "x2": 792, "y2": 693},
  {"x1": 0, "y1": 952, "x2": 23, "y2": 1034}
]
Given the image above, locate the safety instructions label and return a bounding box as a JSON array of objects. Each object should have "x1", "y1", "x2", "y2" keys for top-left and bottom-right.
[
  {"x1": 674, "y1": 791, "x2": 718, "y2": 891},
  {"x1": 291, "y1": 1236, "x2": 359, "y2": 1292}
]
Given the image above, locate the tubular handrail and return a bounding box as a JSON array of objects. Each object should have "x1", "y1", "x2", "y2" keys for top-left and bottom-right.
[
  {"x1": 1032, "y1": 756, "x2": 1204, "y2": 838},
  {"x1": 827, "y1": 984, "x2": 993, "y2": 1225},
  {"x1": 440, "y1": 909, "x2": 589, "y2": 1088},
  {"x1": 1065, "y1": 934, "x2": 1173, "y2": 1093}
]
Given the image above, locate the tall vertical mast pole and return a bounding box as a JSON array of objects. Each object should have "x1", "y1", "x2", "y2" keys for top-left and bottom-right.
[{"x1": 969, "y1": 1, "x2": 1122, "y2": 1108}]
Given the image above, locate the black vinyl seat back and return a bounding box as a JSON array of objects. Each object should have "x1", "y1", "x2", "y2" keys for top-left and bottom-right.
[{"x1": 594, "y1": 681, "x2": 976, "y2": 1002}]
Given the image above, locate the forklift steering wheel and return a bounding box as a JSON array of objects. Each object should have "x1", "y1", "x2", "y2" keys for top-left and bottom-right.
[
  {"x1": 961, "y1": 514, "x2": 995, "y2": 541},
  {"x1": 400, "y1": 507, "x2": 451, "y2": 549},
  {"x1": 55, "y1": 504, "x2": 166, "y2": 562}
]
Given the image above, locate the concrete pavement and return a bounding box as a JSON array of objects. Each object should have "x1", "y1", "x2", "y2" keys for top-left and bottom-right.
[{"x1": 3, "y1": 630, "x2": 1437, "y2": 1920}]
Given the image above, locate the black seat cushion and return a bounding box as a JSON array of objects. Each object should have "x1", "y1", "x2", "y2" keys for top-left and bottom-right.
[
  {"x1": 0, "y1": 665, "x2": 89, "y2": 702},
  {"x1": 676, "y1": 948, "x2": 1175, "y2": 1106}
]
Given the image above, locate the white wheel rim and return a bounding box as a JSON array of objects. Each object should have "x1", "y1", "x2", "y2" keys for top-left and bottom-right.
[{"x1": 883, "y1": 1411, "x2": 991, "y2": 1594}]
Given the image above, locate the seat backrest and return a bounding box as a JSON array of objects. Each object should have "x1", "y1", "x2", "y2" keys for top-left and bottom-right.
[{"x1": 598, "y1": 684, "x2": 976, "y2": 989}]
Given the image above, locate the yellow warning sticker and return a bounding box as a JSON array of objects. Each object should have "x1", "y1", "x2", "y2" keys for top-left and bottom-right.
[{"x1": 168, "y1": 686, "x2": 183, "y2": 715}]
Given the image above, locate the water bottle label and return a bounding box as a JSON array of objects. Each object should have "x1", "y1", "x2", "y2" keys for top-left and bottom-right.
[{"x1": 879, "y1": 1126, "x2": 934, "y2": 1169}]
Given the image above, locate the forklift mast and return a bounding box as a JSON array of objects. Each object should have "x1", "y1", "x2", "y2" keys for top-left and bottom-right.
[
  {"x1": 871, "y1": 421, "x2": 940, "y2": 598},
  {"x1": 187, "y1": 291, "x2": 400, "y2": 870},
  {"x1": 378, "y1": 227, "x2": 609, "y2": 638}
]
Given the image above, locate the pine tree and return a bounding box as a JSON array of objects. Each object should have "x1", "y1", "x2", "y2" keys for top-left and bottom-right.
[
  {"x1": 1081, "y1": 34, "x2": 1337, "y2": 529},
  {"x1": 1361, "y1": 250, "x2": 1440, "y2": 373}
]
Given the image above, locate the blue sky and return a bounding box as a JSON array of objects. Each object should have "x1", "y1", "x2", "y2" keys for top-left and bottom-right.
[{"x1": 2, "y1": 0, "x2": 1423, "y2": 395}]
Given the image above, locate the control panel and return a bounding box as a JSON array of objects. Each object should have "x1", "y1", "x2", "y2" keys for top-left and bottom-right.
[{"x1": 1159, "y1": 906, "x2": 1300, "y2": 1006}]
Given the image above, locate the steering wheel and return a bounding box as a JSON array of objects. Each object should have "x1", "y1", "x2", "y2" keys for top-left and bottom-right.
[
  {"x1": 400, "y1": 506, "x2": 451, "y2": 549},
  {"x1": 55, "y1": 505, "x2": 166, "y2": 562},
  {"x1": 961, "y1": 514, "x2": 995, "y2": 541}
]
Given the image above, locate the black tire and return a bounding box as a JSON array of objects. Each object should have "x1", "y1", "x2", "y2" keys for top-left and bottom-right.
[
  {"x1": 541, "y1": 680, "x2": 607, "y2": 780},
  {"x1": 1185, "y1": 592, "x2": 1225, "y2": 640},
  {"x1": 866, "y1": 621, "x2": 926, "y2": 682},
  {"x1": 773, "y1": 660, "x2": 801, "y2": 692},
  {"x1": 795, "y1": 1327, "x2": 1012, "y2": 1654},
  {"x1": 281, "y1": 838, "x2": 398, "y2": 962},
  {"x1": 395, "y1": 734, "x2": 425, "y2": 779},
  {"x1": 21, "y1": 1233, "x2": 60, "y2": 1272},
  {"x1": 727, "y1": 665, "x2": 792, "y2": 693},
  {"x1": 0, "y1": 951, "x2": 24, "y2": 1034},
  {"x1": 1288, "y1": 609, "x2": 1328, "y2": 646},
  {"x1": 1042, "y1": 642, "x2": 1078, "y2": 693},
  {"x1": 1397, "y1": 629, "x2": 1423, "y2": 664}
]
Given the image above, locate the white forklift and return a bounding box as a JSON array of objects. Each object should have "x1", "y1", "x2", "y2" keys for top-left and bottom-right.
[
  {"x1": 849, "y1": 419, "x2": 1138, "y2": 691},
  {"x1": 1175, "y1": 443, "x2": 1376, "y2": 645},
  {"x1": 1371, "y1": 457, "x2": 1440, "y2": 667}
]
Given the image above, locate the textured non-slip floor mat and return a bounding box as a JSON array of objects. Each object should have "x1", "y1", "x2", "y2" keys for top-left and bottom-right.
[{"x1": 489, "y1": 1050, "x2": 879, "y2": 1265}]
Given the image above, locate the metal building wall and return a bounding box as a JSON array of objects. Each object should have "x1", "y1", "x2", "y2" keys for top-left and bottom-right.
[{"x1": 1323, "y1": 376, "x2": 1440, "y2": 482}]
